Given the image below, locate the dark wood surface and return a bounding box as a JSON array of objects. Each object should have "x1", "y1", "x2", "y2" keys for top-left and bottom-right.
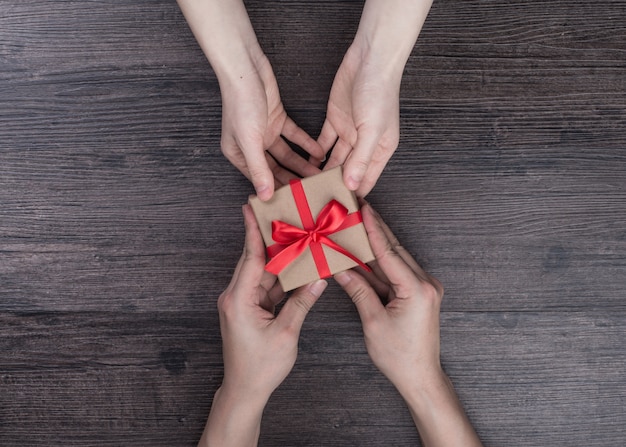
[{"x1": 1, "y1": 0, "x2": 625, "y2": 445}]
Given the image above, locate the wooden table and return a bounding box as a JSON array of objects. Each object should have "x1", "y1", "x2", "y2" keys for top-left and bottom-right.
[{"x1": 1, "y1": 1, "x2": 624, "y2": 445}]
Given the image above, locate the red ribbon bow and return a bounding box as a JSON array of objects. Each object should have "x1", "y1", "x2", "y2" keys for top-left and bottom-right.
[{"x1": 265, "y1": 179, "x2": 372, "y2": 278}]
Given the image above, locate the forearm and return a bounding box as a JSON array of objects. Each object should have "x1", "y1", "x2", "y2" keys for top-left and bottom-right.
[
  {"x1": 354, "y1": 0, "x2": 433, "y2": 76},
  {"x1": 198, "y1": 386, "x2": 268, "y2": 447},
  {"x1": 400, "y1": 370, "x2": 482, "y2": 447},
  {"x1": 177, "y1": 0, "x2": 264, "y2": 84}
]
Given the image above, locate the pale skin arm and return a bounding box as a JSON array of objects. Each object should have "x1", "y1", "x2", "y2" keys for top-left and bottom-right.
[
  {"x1": 198, "y1": 205, "x2": 327, "y2": 446},
  {"x1": 335, "y1": 204, "x2": 482, "y2": 446},
  {"x1": 319, "y1": 0, "x2": 433, "y2": 196},
  {"x1": 176, "y1": 0, "x2": 324, "y2": 200}
]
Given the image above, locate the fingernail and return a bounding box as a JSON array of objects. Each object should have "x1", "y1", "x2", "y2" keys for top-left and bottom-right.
[
  {"x1": 309, "y1": 279, "x2": 328, "y2": 296},
  {"x1": 334, "y1": 271, "x2": 352, "y2": 286},
  {"x1": 347, "y1": 175, "x2": 360, "y2": 190},
  {"x1": 256, "y1": 184, "x2": 270, "y2": 200}
]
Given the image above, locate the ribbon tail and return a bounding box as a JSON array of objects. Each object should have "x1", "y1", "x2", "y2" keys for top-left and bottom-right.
[{"x1": 319, "y1": 236, "x2": 372, "y2": 273}]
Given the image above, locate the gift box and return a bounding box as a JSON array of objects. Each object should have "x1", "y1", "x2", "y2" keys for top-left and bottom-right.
[{"x1": 249, "y1": 166, "x2": 376, "y2": 292}]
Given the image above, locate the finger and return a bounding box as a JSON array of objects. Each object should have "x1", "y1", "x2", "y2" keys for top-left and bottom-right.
[
  {"x1": 267, "y1": 282, "x2": 286, "y2": 307},
  {"x1": 226, "y1": 205, "x2": 264, "y2": 293},
  {"x1": 258, "y1": 281, "x2": 285, "y2": 312},
  {"x1": 282, "y1": 117, "x2": 326, "y2": 160},
  {"x1": 360, "y1": 204, "x2": 421, "y2": 295},
  {"x1": 355, "y1": 265, "x2": 391, "y2": 299},
  {"x1": 355, "y1": 156, "x2": 388, "y2": 198},
  {"x1": 225, "y1": 244, "x2": 247, "y2": 294},
  {"x1": 273, "y1": 175, "x2": 286, "y2": 188},
  {"x1": 226, "y1": 200, "x2": 262, "y2": 289},
  {"x1": 238, "y1": 134, "x2": 274, "y2": 201},
  {"x1": 267, "y1": 138, "x2": 321, "y2": 178},
  {"x1": 360, "y1": 201, "x2": 428, "y2": 291},
  {"x1": 309, "y1": 156, "x2": 325, "y2": 169},
  {"x1": 260, "y1": 269, "x2": 278, "y2": 295},
  {"x1": 334, "y1": 270, "x2": 384, "y2": 325},
  {"x1": 317, "y1": 119, "x2": 338, "y2": 154},
  {"x1": 276, "y1": 279, "x2": 327, "y2": 331},
  {"x1": 324, "y1": 138, "x2": 352, "y2": 170},
  {"x1": 231, "y1": 204, "x2": 267, "y2": 299},
  {"x1": 344, "y1": 128, "x2": 380, "y2": 191},
  {"x1": 369, "y1": 258, "x2": 391, "y2": 284},
  {"x1": 266, "y1": 151, "x2": 298, "y2": 186},
  {"x1": 221, "y1": 140, "x2": 253, "y2": 184},
  {"x1": 366, "y1": 204, "x2": 429, "y2": 281}
]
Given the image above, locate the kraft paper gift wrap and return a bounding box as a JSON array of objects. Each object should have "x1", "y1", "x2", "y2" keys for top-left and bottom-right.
[{"x1": 249, "y1": 166, "x2": 376, "y2": 292}]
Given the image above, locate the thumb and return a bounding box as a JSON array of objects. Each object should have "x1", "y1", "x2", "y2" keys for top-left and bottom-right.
[
  {"x1": 239, "y1": 134, "x2": 274, "y2": 201},
  {"x1": 334, "y1": 270, "x2": 384, "y2": 325},
  {"x1": 277, "y1": 279, "x2": 327, "y2": 331},
  {"x1": 344, "y1": 128, "x2": 379, "y2": 191}
]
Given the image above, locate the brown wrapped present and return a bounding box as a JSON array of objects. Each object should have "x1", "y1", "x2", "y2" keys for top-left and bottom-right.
[{"x1": 249, "y1": 166, "x2": 375, "y2": 292}]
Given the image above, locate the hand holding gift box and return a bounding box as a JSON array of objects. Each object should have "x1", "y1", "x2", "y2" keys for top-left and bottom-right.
[{"x1": 249, "y1": 167, "x2": 375, "y2": 291}]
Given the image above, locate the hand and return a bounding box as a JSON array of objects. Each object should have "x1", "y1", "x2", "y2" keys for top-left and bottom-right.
[
  {"x1": 318, "y1": 44, "x2": 401, "y2": 197},
  {"x1": 176, "y1": 0, "x2": 324, "y2": 201},
  {"x1": 335, "y1": 203, "x2": 482, "y2": 446},
  {"x1": 220, "y1": 52, "x2": 324, "y2": 200},
  {"x1": 318, "y1": 0, "x2": 434, "y2": 196},
  {"x1": 199, "y1": 204, "x2": 327, "y2": 446},
  {"x1": 334, "y1": 203, "x2": 443, "y2": 391},
  {"x1": 219, "y1": 204, "x2": 327, "y2": 398}
]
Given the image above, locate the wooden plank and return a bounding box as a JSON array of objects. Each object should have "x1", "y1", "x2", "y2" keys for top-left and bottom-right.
[
  {"x1": 0, "y1": 311, "x2": 219, "y2": 446},
  {"x1": 0, "y1": 311, "x2": 623, "y2": 446}
]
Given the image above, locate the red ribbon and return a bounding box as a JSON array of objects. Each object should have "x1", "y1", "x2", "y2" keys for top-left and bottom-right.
[{"x1": 265, "y1": 179, "x2": 372, "y2": 278}]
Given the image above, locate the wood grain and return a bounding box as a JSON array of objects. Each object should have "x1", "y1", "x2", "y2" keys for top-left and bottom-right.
[
  {"x1": 0, "y1": 311, "x2": 623, "y2": 446},
  {"x1": 1, "y1": 0, "x2": 625, "y2": 445}
]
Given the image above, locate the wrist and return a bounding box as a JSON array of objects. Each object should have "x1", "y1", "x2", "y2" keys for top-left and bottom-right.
[
  {"x1": 201, "y1": 385, "x2": 269, "y2": 447},
  {"x1": 219, "y1": 380, "x2": 272, "y2": 411},
  {"x1": 399, "y1": 367, "x2": 464, "y2": 426},
  {"x1": 397, "y1": 367, "x2": 483, "y2": 445},
  {"x1": 347, "y1": 38, "x2": 405, "y2": 85},
  {"x1": 396, "y1": 365, "x2": 450, "y2": 413},
  {"x1": 211, "y1": 40, "x2": 266, "y2": 88},
  {"x1": 177, "y1": 0, "x2": 265, "y2": 84},
  {"x1": 352, "y1": 0, "x2": 433, "y2": 77}
]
